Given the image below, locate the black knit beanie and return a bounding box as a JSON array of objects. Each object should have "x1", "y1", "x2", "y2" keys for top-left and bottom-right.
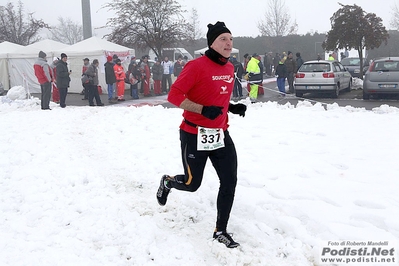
[
  {"x1": 206, "y1": 21, "x2": 231, "y2": 47},
  {"x1": 38, "y1": 51, "x2": 46, "y2": 58},
  {"x1": 61, "y1": 53, "x2": 67, "y2": 59}
]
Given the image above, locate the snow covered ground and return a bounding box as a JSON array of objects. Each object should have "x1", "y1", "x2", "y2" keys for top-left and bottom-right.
[{"x1": 1, "y1": 88, "x2": 398, "y2": 266}]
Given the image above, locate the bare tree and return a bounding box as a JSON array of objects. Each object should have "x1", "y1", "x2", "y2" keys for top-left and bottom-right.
[
  {"x1": 0, "y1": 1, "x2": 49, "y2": 45},
  {"x1": 188, "y1": 8, "x2": 203, "y2": 41},
  {"x1": 104, "y1": 0, "x2": 193, "y2": 59},
  {"x1": 48, "y1": 17, "x2": 83, "y2": 45},
  {"x1": 390, "y1": 2, "x2": 399, "y2": 30},
  {"x1": 257, "y1": 0, "x2": 298, "y2": 37}
]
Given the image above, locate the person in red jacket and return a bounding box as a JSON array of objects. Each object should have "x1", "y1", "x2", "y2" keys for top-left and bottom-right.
[
  {"x1": 33, "y1": 51, "x2": 53, "y2": 110},
  {"x1": 81, "y1": 58, "x2": 90, "y2": 100},
  {"x1": 50, "y1": 57, "x2": 59, "y2": 104},
  {"x1": 140, "y1": 55, "x2": 151, "y2": 96},
  {"x1": 113, "y1": 59, "x2": 126, "y2": 101},
  {"x1": 156, "y1": 21, "x2": 246, "y2": 249}
]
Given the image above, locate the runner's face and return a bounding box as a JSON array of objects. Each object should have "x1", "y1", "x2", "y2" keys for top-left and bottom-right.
[{"x1": 210, "y1": 33, "x2": 233, "y2": 58}]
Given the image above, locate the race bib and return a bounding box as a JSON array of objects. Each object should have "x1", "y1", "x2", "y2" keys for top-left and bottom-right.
[{"x1": 197, "y1": 127, "x2": 225, "y2": 151}]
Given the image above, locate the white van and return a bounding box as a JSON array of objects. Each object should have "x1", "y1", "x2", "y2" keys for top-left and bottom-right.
[{"x1": 149, "y1": 48, "x2": 193, "y2": 62}]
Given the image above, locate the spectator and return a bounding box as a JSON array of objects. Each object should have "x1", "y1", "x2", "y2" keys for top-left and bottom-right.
[
  {"x1": 183, "y1": 55, "x2": 189, "y2": 65},
  {"x1": 33, "y1": 51, "x2": 53, "y2": 110},
  {"x1": 112, "y1": 54, "x2": 118, "y2": 65},
  {"x1": 156, "y1": 21, "x2": 246, "y2": 249},
  {"x1": 231, "y1": 55, "x2": 244, "y2": 99},
  {"x1": 257, "y1": 54, "x2": 264, "y2": 95},
  {"x1": 50, "y1": 56, "x2": 59, "y2": 104},
  {"x1": 243, "y1": 53, "x2": 250, "y2": 70},
  {"x1": 113, "y1": 58, "x2": 126, "y2": 101},
  {"x1": 104, "y1": 55, "x2": 116, "y2": 103},
  {"x1": 161, "y1": 56, "x2": 173, "y2": 93},
  {"x1": 244, "y1": 53, "x2": 251, "y2": 94},
  {"x1": 140, "y1": 55, "x2": 151, "y2": 97},
  {"x1": 81, "y1": 58, "x2": 90, "y2": 100},
  {"x1": 332, "y1": 49, "x2": 338, "y2": 60},
  {"x1": 273, "y1": 52, "x2": 280, "y2": 76},
  {"x1": 112, "y1": 54, "x2": 119, "y2": 98},
  {"x1": 296, "y1": 52, "x2": 304, "y2": 71},
  {"x1": 173, "y1": 56, "x2": 184, "y2": 78},
  {"x1": 284, "y1": 51, "x2": 297, "y2": 94},
  {"x1": 344, "y1": 48, "x2": 349, "y2": 58},
  {"x1": 128, "y1": 56, "x2": 136, "y2": 75},
  {"x1": 85, "y1": 59, "x2": 104, "y2": 106},
  {"x1": 56, "y1": 53, "x2": 71, "y2": 108},
  {"x1": 275, "y1": 56, "x2": 287, "y2": 96},
  {"x1": 129, "y1": 61, "x2": 141, "y2": 99},
  {"x1": 152, "y1": 59, "x2": 163, "y2": 96},
  {"x1": 282, "y1": 51, "x2": 287, "y2": 62},
  {"x1": 264, "y1": 52, "x2": 273, "y2": 76},
  {"x1": 246, "y1": 53, "x2": 262, "y2": 103}
]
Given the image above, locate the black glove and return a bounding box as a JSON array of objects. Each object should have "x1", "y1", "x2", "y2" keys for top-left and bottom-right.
[
  {"x1": 228, "y1": 103, "x2": 247, "y2": 117},
  {"x1": 201, "y1": 106, "x2": 223, "y2": 120}
]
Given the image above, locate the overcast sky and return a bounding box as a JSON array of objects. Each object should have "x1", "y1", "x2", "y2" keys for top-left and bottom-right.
[{"x1": 2, "y1": 0, "x2": 397, "y2": 37}]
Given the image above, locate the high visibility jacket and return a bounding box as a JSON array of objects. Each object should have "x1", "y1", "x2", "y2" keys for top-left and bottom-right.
[{"x1": 246, "y1": 57, "x2": 262, "y2": 82}]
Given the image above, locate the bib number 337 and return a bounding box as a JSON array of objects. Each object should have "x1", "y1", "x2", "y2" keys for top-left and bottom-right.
[{"x1": 197, "y1": 127, "x2": 225, "y2": 151}]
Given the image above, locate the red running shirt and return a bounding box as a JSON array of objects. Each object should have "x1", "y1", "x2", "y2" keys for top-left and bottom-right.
[{"x1": 168, "y1": 55, "x2": 234, "y2": 134}]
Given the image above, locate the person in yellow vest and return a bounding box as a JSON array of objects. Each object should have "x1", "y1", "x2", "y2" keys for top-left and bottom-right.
[
  {"x1": 282, "y1": 51, "x2": 287, "y2": 62},
  {"x1": 246, "y1": 53, "x2": 262, "y2": 103},
  {"x1": 328, "y1": 53, "x2": 335, "y2": 60}
]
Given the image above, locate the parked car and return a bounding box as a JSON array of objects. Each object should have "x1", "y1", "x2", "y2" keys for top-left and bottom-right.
[
  {"x1": 363, "y1": 57, "x2": 399, "y2": 100},
  {"x1": 294, "y1": 60, "x2": 352, "y2": 98},
  {"x1": 340, "y1": 57, "x2": 369, "y2": 78}
]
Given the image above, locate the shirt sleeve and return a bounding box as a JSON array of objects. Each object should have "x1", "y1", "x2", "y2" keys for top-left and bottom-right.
[{"x1": 167, "y1": 61, "x2": 198, "y2": 107}]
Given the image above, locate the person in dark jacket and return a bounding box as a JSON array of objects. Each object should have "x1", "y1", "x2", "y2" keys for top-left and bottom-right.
[
  {"x1": 264, "y1": 52, "x2": 273, "y2": 76},
  {"x1": 231, "y1": 55, "x2": 244, "y2": 99},
  {"x1": 284, "y1": 51, "x2": 297, "y2": 94},
  {"x1": 273, "y1": 52, "x2": 280, "y2": 76},
  {"x1": 275, "y1": 57, "x2": 287, "y2": 96},
  {"x1": 104, "y1": 55, "x2": 116, "y2": 103},
  {"x1": 151, "y1": 59, "x2": 163, "y2": 96},
  {"x1": 33, "y1": 51, "x2": 53, "y2": 110},
  {"x1": 85, "y1": 59, "x2": 104, "y2": 106},
  {"x1": 257, "y1": 54, "x2": 264, "y2": 95},
  {"x1": 296, "y1": 52, "x2": 304, "y2": 72},
  {"x1": 129, "y1": 61, "x2": 141, "y2": 99},
  {"x1": 56, "y1": 53, "x2": 71, "y2": 108},
  {"x1": 173, "y1": 56, "x2": 184, "y2": 78}
]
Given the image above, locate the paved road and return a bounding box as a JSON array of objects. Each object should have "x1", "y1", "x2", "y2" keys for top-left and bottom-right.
[
  {"x1": 30, "y1": 78, "x2": 399, "y2": 110},
  {"x1": 239, "y1": 78, "x2": 399, "y2": 110}
]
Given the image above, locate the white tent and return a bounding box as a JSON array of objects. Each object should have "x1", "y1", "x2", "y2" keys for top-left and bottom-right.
[
  {"x1": 194, "y1": 47, "x2": 240, "y2": 59},
  {"x1": 27, "y1": 39, "x2": 69, "y2": 53},
  {"x1": 7, "y1": 39, "x2": 70, "y2": 93},
  {"x1": 0, "y1": 41, "x2": 24, "y2": 90},
  {"x1": 52, "y1": 36, "x2": 135, "y2": 93}
]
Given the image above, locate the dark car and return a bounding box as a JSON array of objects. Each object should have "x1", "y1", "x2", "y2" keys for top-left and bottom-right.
[
  {"x1": 340, "y1": 57, "x2": 369, "y2": 78},
  {"x1": 363, "y1": 57, "x2": 399, "y2": 100}
]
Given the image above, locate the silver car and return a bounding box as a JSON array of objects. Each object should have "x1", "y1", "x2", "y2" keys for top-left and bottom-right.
[
  {"x1": 295, "y1": 60, "x2": 352, "y2": 98},
  {"x1": 363, "y1": 57, "x2": 399, "y2": 100}
]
